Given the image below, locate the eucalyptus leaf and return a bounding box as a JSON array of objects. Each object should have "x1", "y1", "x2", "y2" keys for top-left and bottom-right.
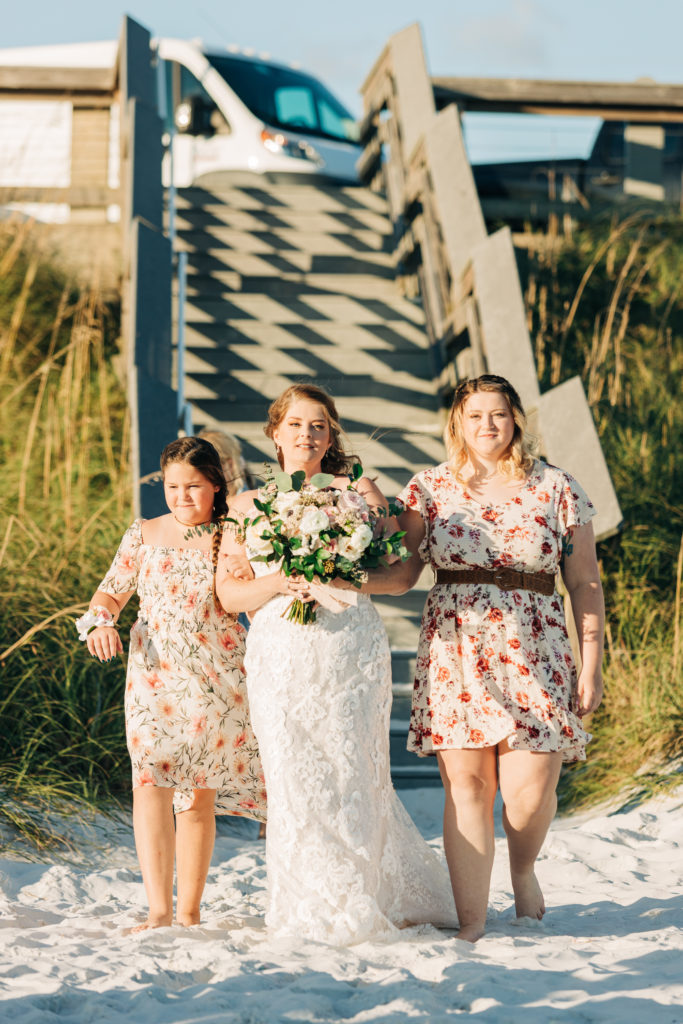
[
  {"x1": 273, "y1": 472, "x2": 292, "y2": 491},
  {"x1": 310, "y1": 472, "x2": 335, "y2": 488},
  {"x1": 291, "y1": 470, "x2": 306, "y2": 491},
  {"x1": 351, "y1": 463, "x2": 364, "y2": 482}
]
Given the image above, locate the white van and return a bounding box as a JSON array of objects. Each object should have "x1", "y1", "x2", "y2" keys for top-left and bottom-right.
[
  {"x1": 158, "y1": 39, "x2": 361, "y2": 185},
  {"x1": 0, "y1": 36, "x2": 360, "y2": 223}
]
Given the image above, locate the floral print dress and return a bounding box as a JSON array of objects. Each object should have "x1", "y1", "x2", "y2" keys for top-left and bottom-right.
[
  {"x1": 98, "y1": 519, "x2": 266, "y2": 819},
  {"x1": 398, "y1": 460, "x2": 596, "y2": 763}
]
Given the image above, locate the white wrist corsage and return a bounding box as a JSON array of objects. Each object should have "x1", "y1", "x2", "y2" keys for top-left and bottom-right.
[{"x1": 75, "y1": 605, "x2": 116, "y2": 641}]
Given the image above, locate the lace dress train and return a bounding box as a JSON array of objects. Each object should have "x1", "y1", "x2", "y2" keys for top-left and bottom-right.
[{"x1": 244, "y1": 577, "x2": 456, "y2": 945}]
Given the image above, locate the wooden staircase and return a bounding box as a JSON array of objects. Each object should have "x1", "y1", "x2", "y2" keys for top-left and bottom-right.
[{"x1": 172, "y1": 173, "x2": 444, "y2": 784}]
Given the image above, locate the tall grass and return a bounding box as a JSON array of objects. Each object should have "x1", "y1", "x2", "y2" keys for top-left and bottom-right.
[
  {"x1": 0, "y1": 219, "x2": 131, "y2": 851},
  {"x1": 1, "y1": 207, "x2": 681, "y2": 851},
  {"x1": 521, "y1": 209, "x2": 683, "y2": 809}
]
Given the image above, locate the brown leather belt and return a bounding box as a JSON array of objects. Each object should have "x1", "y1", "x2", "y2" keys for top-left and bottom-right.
[{"x1": 435, "y1": 567, "x2": 555, "y2": 596}]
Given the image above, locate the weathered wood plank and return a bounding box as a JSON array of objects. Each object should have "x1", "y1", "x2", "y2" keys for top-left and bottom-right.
[
  {"x1": 424, "y1": 105, "x2": 487, "y2": 285},
  {"x1": 433, "y1": 76, "x2": 683, "y2": 120},
  {"x1": 538, "y1": 376, "x2": 622, "y2": 540},
  {"x1": 71, "y1": 107, "x2": 110, "y2": 187},
  {"x1": 390, "y1": 24, "x2": 435, "y2": 161},
  {"x1": 471, "y1": 227, "x2": 541, "y2": 410},
  {"x1": 0, "y1": 186, "x2": 118, "y2": 205},
  {"x1": 0, "y1": 66, "x2": 115, "y2": 92}
]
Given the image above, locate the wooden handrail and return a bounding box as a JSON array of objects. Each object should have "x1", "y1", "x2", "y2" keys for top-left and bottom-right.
[{"x1": 359, "y1": 24, "x2": 623, "y2": 541}]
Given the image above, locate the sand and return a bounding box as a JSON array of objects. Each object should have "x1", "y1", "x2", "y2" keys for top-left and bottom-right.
[{"x1": 1, "y1": 784, "x2": 682, "y2": 1023}]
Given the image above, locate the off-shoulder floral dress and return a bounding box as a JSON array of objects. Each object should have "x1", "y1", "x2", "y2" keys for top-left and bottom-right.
[
  {"x1": 98, "y1": 519, "x2": 266, "y2": 819},
  {"x1": 398, "y1": 460, "x2": 596, "y2": 763}
]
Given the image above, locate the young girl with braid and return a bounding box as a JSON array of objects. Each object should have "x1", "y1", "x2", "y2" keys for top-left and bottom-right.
[{"x1": 77, "y1": 437, "x2": 266, "y2": 931}]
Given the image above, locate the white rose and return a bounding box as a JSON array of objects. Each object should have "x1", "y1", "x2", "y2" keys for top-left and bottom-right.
[
  {"x1": 245, "y1": 521, "x2": 274, "y2": 557},
  {"x1": 337, "y1": 536, "x2": 361, "y2": 562},
  {"x1": 273, "y1": 491, "x2": 300, "y2": 516},
  {"x1": 337, "y1": 524, "x2": 372, "y2": 562},
  {"x1": 299, "y1": 507, "x2": 330, "y2": 536},
  {"x1": 351, "y1": 523, "x2": 373, "y2": 552}
]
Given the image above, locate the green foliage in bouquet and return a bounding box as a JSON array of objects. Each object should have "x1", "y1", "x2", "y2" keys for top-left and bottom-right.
[{"x1": 232, "y1": 463, "x2": 407, "y2": 624}]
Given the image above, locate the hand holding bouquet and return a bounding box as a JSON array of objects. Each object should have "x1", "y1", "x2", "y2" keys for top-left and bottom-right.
[{"x1": 235, "y1": 464, "x2": 407, "y2": 624}]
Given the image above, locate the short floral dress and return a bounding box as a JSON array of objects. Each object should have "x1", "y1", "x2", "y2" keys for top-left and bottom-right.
[
  {"x1": 398, "y1": 460, "x2": 596, "y2": 762},
  {"x1": 98, "y1": 519, "x2": 266, "y2": 819}
]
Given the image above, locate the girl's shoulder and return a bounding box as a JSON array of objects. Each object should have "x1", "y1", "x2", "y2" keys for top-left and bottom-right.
[{"x1": 137, "y1": 514, "x2": 171, "y2": 546}]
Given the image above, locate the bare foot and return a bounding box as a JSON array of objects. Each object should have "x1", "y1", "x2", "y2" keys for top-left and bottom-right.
[
  {"x1": 511, "y1": 870, "x2": 545, "y2": 920},
  {"x1": 129, "y1": 914, "x2": 172, "y2": 933},
  {"x1": 176, "y1": 911, "x2": 201, "y2": 927},
  {"x1": 454, "y1": 923, "x2": 486, "y2": 943}
]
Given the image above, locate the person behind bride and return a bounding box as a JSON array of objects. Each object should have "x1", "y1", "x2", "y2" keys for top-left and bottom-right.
[
  {"x1": 358, "y1": 374, "x2": 604, "y2": 942},
  {"x1": 215, "y1": 383, "x2": 457, "y2": 945}
]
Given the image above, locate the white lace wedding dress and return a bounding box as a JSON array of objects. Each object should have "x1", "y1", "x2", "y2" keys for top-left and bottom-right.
[{"x1": 243, "y1": 565, "x2": 457, "y2": 945}]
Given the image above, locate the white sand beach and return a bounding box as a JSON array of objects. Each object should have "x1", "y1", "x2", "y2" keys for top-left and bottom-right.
[{"x1": 1, "y1": 785, "x2": 682, "y2": 1023}]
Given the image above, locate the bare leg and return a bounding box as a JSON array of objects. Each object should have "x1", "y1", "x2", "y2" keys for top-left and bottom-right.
[
  {"x1": 437, "y1": 747, "x2": 498, "y2": 942},
  {"x1": 175, "y1": 789, "x2": 216, "y2": 926},
  {"x1": 132, "y1": 786, "x2": 175, "y2": 929},
  {"x1": 498, "y1": 740, "x2": 563, "y2": 920}
]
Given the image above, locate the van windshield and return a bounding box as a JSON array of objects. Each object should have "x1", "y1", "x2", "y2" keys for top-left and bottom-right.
[{"x1": 205, "y1": 53, "x2": 358, "y2": 144}]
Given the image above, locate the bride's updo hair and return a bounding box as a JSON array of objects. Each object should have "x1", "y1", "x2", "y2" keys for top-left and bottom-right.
[
  {"x1": 264, "y1": 384, "x2": 358, "y2": 476},
  {"x1": 444, "y1": 374, "x2": 537, "y2": 481}
]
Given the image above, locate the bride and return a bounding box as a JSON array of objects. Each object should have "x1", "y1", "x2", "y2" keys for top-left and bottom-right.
[{"x1": 216, "y1": 384, "x2": 456, "y2": 945}]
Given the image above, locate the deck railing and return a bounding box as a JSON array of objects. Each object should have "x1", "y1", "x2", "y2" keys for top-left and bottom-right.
[
  {"x1": 360, "y1": 24, "x2": 622, "y2": 541},
  {"x1": 118, "y1": 15, "x2": 191, "y2": 517}
]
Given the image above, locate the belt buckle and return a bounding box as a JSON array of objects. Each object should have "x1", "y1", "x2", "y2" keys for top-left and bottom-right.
[{"x1": 493, "y1": 567, "x2": 518, "y2": 591}]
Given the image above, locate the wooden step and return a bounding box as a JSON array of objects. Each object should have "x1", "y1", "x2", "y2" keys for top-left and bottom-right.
[
  {"x1": 176, "y1": 182, "x2": 390, "y2": 214},
  {"x1": 175, "y1": 227, "x2": 391, "y2": 256},
  {"x1": 182, "y1": 293, "x2": 426, "y2": 327},
  {"x1": 179, "y1": 343, "x2": 435, "y2": 381},
  {"x1": 171, "y1": 206, "x2": 392, "y2": 235},
  {"x1": 181, "y1": 249, "x2": 395, "y2": 278}
]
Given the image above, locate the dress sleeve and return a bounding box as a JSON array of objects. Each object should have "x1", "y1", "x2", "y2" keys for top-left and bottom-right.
[
  {"x1": 98, "y1": 519, "x2": 144, "y2": 595},
  {"x1": 397, "y1": 473, "x2": 431, "y2": 563},
  {"x1": 556, "y1": 472, "x2": 596, "y2": 539}
]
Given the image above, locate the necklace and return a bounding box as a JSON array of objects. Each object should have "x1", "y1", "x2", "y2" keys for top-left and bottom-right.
[{"x1": 173, "y1": 513, "x2": 213, "y2": 528}]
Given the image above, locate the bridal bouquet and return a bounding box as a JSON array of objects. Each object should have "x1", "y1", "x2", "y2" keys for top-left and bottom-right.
[{"x1": 237, "y1": 464, "x2": 408, "y2": 624}]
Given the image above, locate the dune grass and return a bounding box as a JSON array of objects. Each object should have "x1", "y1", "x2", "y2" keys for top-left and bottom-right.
[
  {"x1": 0, "y1": 219, "x2": 131, "y2": 851},
  {"x1": 520, "y1": 208, "x2": 683, "y2": 809},
  {"x1": 0, "y1": 206, "x2": 681, "y2": 850}
]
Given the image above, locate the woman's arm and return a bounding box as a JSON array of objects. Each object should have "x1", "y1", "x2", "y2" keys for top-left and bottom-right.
[
  {"x1": 332, "y1": 508, "x2": 427, "y2": 596},
  {"x1": 216, "y1": 528, "x2": 290, "y2": 613},
  {"x1": 560, "y1": 521, "x2": 605, "y2": 717},
  {"x1": 355, "y1": 475, "x2": 399, "y2": 535}
]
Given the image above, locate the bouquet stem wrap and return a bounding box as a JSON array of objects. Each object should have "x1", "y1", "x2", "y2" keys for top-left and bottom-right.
[{"x1": 282, "y1": 584, "x2": 358, "y2": 625}]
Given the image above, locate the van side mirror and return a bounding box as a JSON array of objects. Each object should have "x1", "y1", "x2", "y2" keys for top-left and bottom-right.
[{"x1": 175, "y1": 95, "x2": 213, "y2": 136}]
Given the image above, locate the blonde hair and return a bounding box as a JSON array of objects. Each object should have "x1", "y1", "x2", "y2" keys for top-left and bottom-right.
[
  {"x1": 444, "y1": 375, "x2": 537, "y2": 481},
  {"x1": 198, "y1": 429, "x2": 247, "y2": 497},
  {"x1": 264, "y1": 384, "x2": 358, "y2": 476}
]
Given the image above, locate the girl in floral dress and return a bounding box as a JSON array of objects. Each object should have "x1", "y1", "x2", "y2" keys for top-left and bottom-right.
[
  {"x1": 79, "y1": 437, "x2": 265, "y2": 930},
  {"x1": 363, "y1": 375, "x2": 605, "y2": 942}
]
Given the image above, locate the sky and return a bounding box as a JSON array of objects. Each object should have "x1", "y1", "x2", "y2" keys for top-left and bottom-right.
[{"x1": 3, "y1": 0, "x2": 682, "y2": 162}]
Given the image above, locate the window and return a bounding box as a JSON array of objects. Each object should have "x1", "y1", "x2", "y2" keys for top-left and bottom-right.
[
  {"x1": 163, "y1": 61, "x2": 230, "y2": 136},
  {"x1": 205, "y1": 53, "x2": 357, "y2": 144},
  {"x1": 274, "y1": 86, "x2": 317, "y2": 132}
]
